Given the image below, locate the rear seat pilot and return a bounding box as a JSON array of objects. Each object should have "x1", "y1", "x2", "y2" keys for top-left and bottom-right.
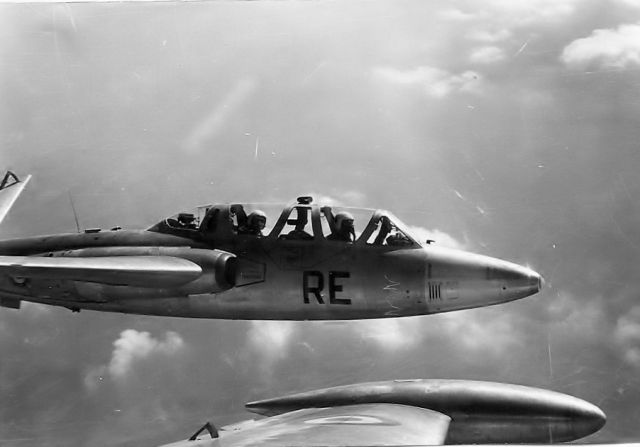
[
  {"x1": 240, "y1": 210, "x2": 267, "y2": 237},
  {"x1": 327, "y1": 211, "x2": 355, "y2": 242}
]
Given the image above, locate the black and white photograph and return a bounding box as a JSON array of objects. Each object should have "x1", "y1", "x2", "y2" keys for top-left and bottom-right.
[{"x1": 2, "y1": 1, "x2": 640, "y2": 446}]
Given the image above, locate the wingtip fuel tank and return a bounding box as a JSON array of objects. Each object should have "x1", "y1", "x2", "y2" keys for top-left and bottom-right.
[{"x1": 245, "y1": 379, "x2": 603, "y2": 444}]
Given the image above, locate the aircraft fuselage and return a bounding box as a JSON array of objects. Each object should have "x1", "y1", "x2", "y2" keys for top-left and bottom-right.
[{"x1": 0, "y1": 225, "x2": 541, "y2": 319}]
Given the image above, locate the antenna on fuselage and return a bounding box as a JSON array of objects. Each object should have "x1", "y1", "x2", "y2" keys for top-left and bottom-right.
[{"x1": 68, "y1": 191, "x2": 81, "y2": 233}]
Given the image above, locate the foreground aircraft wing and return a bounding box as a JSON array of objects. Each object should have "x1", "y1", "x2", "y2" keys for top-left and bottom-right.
[
  {"x1": 0, "y1": 256, "x2": 202, "y2": 287},
  {"x1": 159, "y1": 379, "x2": 611, "y2": 447},
  {"x1": 161, "y1": 403, "x2": 451, "y2": 447},
  {"x1": 0, "y1": 171, "x2": 31, "y2": 225}
]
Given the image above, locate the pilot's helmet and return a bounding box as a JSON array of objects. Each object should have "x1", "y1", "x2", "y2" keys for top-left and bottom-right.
[
  {"x1": 335, "y1": 211, "x2": 354, "y2": 231},
  {"x1": 248, "y1": 210, "x2": 267, "y2": 229},
  {"x1": 178, "y1": 213, "x2": 195, "y2": 224}
]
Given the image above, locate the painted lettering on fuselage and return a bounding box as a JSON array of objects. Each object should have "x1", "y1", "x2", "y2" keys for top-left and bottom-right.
[{"x1": 303, "y1": 271, "x2": 351, "y2": 305}]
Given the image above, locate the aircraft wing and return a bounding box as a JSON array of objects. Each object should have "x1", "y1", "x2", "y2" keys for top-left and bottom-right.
[
  {"x1": 161, "y1": 403, "x2": 451, "y2": 447},
  {"x1": 159, "y1": 379, "x2": 610, "y2": 447},
  {"x1": 0, "y1": 171, "x2": 31, "y2": 225},
  {"x1": 0, "y1": 255, "x2": 202, "y2": 287}
]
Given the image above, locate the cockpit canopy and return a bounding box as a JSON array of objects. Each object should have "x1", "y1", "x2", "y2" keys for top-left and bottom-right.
[{"x1": 149, "y1": 197, "x2": 421, "y2": 248}]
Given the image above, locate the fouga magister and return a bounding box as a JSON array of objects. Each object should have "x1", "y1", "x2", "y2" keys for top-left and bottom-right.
[{"x1": 0, "y1": 171, "x2": 541, "y2": 319}]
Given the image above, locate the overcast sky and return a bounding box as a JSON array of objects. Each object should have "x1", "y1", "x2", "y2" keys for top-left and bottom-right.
[{"x1": 3, "y1": 0, "x2": 640, "y2": 445}]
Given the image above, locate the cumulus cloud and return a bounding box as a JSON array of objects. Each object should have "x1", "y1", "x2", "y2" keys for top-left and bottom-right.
[
  {"x1": 352, "y1": 318, "x2": 424, "y2": 351},
  {"x1": 441, "y1": 1, "x2": 579, "y2": 29},
  {"x1": 561, "y1": 23, "x2": 640, "y2": 69},
  {"x1": 245, "y1": 321, "x2": 296, "y2": 373},
  {"x1": 443, "y1": 0, "x2": 579, "y2": 55},
  {"x1": 348, "y1": 307, "x2": 521, "y2": 359},
  {"x1": 614, "y1": 306, "x2": 640, "y2": 368},
  {"x1": 108, "y1": 329, "x2": 184, "y2": 378},
  {"x1": 545, "y1": 292, "x2": 605, "y2": 335},
  {"x1": 242, "y1": 311, "x2": 518, "y2": 373},
  {"x1": 85, "y1": 329, "x2": 185, "y2": 389},
  {"x1": 182, "y1": 77, "x2": 257, "y2": 153},
  {"x1": 373, "y1": 66, "x2": 483, "y2": 98},
  {"x1": 488, "y1": 0, "x2": 578, "y2": 26},
  {"x1": 436, "y1": 309, "x2": 520, "y2": 354},
  {"x1": 485, "y1": 0, "x2": 579, "y2": 25},
  {"x1": 467, "y1": 29, "x2": 512, "y2": 43},
  {"x1": 470, "y1": 46, "x2": 506, "y2": 64}
]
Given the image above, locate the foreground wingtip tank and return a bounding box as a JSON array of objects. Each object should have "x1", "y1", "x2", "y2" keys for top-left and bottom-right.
[
  {"x1": 160, "y1": 379, "x2": 606, "y2": 447},
  {"x1": 0, "y1": 171, "x2": 542, "y2": 319},
  {"x1": 245, "y1": 379, "x2": 605, "y2": 444}
]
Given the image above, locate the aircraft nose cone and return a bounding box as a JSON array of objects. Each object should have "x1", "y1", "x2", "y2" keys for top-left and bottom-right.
[
  {"x1": 495, "y1": 261, "x2": 542, "y2": 302},
  {"x1": 419, "y1": 246, "x2": 543, "y2": 313}
]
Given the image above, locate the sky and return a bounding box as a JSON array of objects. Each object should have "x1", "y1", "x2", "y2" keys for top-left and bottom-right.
[{"x1": 3, "y1": 0, "x2": 640, "y2": 445}]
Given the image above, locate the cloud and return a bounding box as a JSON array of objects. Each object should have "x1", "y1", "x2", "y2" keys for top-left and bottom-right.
[
  {"x1": 480, "y1": 0, "x2": 579, "y2": 26},
  {"x1": 85, "y1": 329, "x2": 185, "y2": 389},
  {"x1": 486, "y1": 0, "x2": 579, "y2": 24},
  {"x1": 342, "y1": 191, "x2": 368, "y2": 207},
  {"x1": 352, "y1": 318, "x2": 424, "y2": 351},
  {"x1": 306, "y1": 191, "x2": 367, "y2": 208},
  {"x1": 561, "y1": 23, "x2": 640, "y2": 69},
  {"x1": 467, "y1": 29, "x2": 512, "y2": 43},
  {"x1": 470, "y1": 46, "x2": 506, "y2": 64},
  {"x1": 246, "y1": 321, "x2": 296, "y2": 373},
  {"x1": 545, "y1": 292, "x2": 605, "y2": 333},
  {"x1": 441, "y1": 1, "x2": 579, "y2": 29},
  {"x1": 373, "y1": 66, "x2": 483, "y2": 98},
  {"x1": 347, "y1": 306, "x2": 521, "y2": 359},
  {"x1": 435, "y1": 310, "x2": 520, "y2": 355},
  {"x1": 108, "y1": 329, "x2": 184, "y2": 378},
  {"x1": 438, "y1": 8, "x2": 476, "y2": 22},
  {"x1": 182, "y1": 77, "x2": 258, "y2": 153},
  {"x1": 442, "y1": 0, "x2": 579, "y2": 57},
  {"x1": 614, "y1": 306, "x2": 640, "y2": 368},
  {"x1": 613, "y1": 0, "x2": 640, "y2": 9},
  {"x1": 242, "y1": 308, "x2": 519, "y2": 380}
]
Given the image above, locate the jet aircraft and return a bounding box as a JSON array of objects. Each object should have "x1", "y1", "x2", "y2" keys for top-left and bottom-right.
[
  {"x1": 0, "y1": 171, "x2": 541, "y2": 319},
  {"x1": 159, "y1": 379, "x2": 611, "y2": 447}
]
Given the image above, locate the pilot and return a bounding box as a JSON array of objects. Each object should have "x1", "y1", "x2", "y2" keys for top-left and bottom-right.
[
  {"x1": 284, "y1": 210, "x2": 313, "y2": 240},
  {"x1": 373, "y1": 215, "x2": 392, "y2": 245},
  {"x1": 285, "y1": 221, "x2": 313, "y2": 240},
  {"x1": 240, "y1": 210, "x2": 267, "y2": 236},
  {"x1": 372, "y1": 216, "x2": 411, "y2": 246},
  {"x1": 386, "y1": 232, "x2": 412, "y2": 246},
  {"x1": 327, "y1": 211, "x2": 355, "y2": 242},
  {"x1": 177, "y1": 213, "x2": 197, "y2": 229}
]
